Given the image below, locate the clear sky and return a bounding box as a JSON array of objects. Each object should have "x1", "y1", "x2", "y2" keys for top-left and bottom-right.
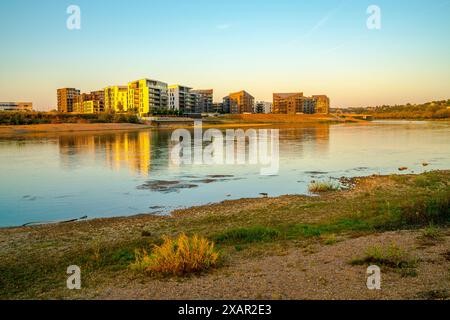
[{"x1": 0, "y1": 0, "x2": 449, "y2": 110}]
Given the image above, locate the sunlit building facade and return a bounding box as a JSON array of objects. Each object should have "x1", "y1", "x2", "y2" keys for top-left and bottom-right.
[
  {"x1": 128, "y1": 79, "x2": 168, "y2": 116},
  {"x1": 57, "y1": 88, "x2": 80, "y2": 113},
  {"x1": 312, "y1": 95, "x2": 330, "y2": 114},
  {"x1": 226, "y1": 90, "x2": 254, "y2": 114},
  {"x1": 273, "y1": 93, "x2": 304, "y2": 114},
  {"x1": 73, "y1": 91, "x2": 105, "y2": 114},
  {"x1": 273, "y1": 92, "x2": 330, "y2": 114},
  {"x1": 104, "y1": 86, "x2": 129, "y2": 112}
]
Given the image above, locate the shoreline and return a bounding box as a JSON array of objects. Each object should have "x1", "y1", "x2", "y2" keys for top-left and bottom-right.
[
  {"x1": 0, "y1": 123, "x2": 153, "y2": 136},
  {"x1": 1, "y1": 170, "x2": 449, "y2": 299}
]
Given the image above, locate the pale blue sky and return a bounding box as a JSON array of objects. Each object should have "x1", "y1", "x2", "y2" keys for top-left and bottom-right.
[{"x1": 0, "y1": 0, "x2": 449, "y2": 110}]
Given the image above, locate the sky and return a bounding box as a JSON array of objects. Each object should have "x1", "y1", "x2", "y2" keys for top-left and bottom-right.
[{"x1": 0, "y1": 0, "x2": 449, "y2": 110}]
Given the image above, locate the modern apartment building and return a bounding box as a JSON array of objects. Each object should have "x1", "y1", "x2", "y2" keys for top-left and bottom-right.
[
  {"x1": 273, "y1": 92, "x2": 304, "y2": 114},
  {"x1": 212, "y1": 102, "x2": 224, "y2": 114},
  {"x1": 312, "y1": 95, "x2": 330, "y2": 114},
  {"x1": 168, "y1": 85, "x2": 194, "y2": 113},
  {"x1": 128, "y1": 79, "x2": 168, "y2": 116},
  {"x1": 0, "y1": 102, "x2": 33, "y2": 112},
  {"x1": 57, "y1": 88, "x2": 80, "y2": 113},
  {"x1": 273, "y1": 92, "x2": 330, "y2": 114},
  {"x1": 191, "y1": 89, "x2": 214, "y2": 113},
  {"x1": 226, "y1": 90, "x2": 255, "y2": 114},
  {"x1": 104, "y1": 86, "x2": 128, "y2": 112},
  {"x1": 302, "y1": 97, "x2": 316, "y2": 114},
  {"x1": 255, "y1": 101, "x2": 273, "y2": 114},
  {"x1": 222, "y1": 96, "x2": 231, "y2": 114},
  {"x1": 73, "y1": 92, "x2": 104, "y2": 114}
]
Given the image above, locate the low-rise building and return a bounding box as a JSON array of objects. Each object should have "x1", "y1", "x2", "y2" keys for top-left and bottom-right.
[
  {"x1": 0, "y1": 102, "x2": 33, "y2": 112},
  {"x1": 255, "y1": 101, "x2": 273, "y2": 114}
]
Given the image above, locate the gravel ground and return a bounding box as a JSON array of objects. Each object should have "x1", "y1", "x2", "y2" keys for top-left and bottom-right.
[{"x1": 93, "y1": 229, "x2": 450, "y2": 300}]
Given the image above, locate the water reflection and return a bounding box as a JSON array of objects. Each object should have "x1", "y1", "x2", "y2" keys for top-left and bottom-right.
[
  {"x1": 56, "y1": 124, "x2": 330, "y2": 177},
  {"x1": 1, "y1": 121, "x2": 448, "y2": 227}
]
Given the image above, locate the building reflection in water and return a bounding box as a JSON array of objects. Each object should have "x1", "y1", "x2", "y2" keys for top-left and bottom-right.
[
  {"x1": 57, "y1": 124, "x2": 330, "y2": 176},
  {"x1": 58, "y1": 131, "x2": 154, "y2": 176}
]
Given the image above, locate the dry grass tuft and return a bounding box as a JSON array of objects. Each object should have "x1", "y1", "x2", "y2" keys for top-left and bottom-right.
[
  {"x1": 130, "y1": 233, "x2": 219, "y2": 276},
  {"x1": 308, "y1": 180, "x2": 340, "y2": 193}
]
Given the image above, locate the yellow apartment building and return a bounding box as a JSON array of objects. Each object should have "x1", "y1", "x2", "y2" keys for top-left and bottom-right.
[
  {"x1": 128, "y1": 79, "x2": 168, "y2": 116},
  {"x1": 104, "y1": 86, "x2": 129, "y2": 112}
]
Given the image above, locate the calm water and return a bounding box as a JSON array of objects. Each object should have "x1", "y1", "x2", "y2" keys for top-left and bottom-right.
[{"x1": 0, "y1": 121, "x2": 449, "y2": 227}]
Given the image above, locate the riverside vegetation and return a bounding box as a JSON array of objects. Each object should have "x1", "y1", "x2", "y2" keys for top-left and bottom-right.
[
  {"x1": 342, "y1": 99, "x2": 450, "y2": 120},
  {"x1": 0, "y1": 171, "x2": 449, "y2": 299},
  {"x1": 0, "y1": 111, "x2": 141, "y2": 125}
]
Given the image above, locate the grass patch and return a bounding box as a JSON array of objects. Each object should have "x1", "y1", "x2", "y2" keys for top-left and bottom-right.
[
  {"x1": 351, "y1": 243, "x2": 417, "y2": 277},
  {"x1": 321, "y1": 233, "x2": 338, "y2": 245},
  {"x1": 308, "y1": 180, "x2": 340, "y2": 193},
  {"x1": 420, "y1": 224, "x2": 443, "y2": 241},
  {"x1": 130, "y1": 234, "x2": 219, "y2": 276},
  {"x1": 214, "y1": 226, "x2": 280, "y2": 245}
]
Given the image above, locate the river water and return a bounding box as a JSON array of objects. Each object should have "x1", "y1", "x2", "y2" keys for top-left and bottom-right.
[{"x1": 0, "y1": 120, "x2": 448, "y2": 227}]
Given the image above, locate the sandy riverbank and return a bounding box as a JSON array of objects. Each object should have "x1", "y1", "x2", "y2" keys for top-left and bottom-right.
[
  {"x1": 0, "y1": 123, "x2": 154, "y2": 136},
  {"x1": 0, "y1": 171, "x2": 449, "y2": 299}
]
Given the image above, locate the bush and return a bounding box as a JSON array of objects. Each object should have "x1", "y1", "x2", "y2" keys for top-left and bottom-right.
[{"x1": 130, "y1": 234, "x2": 219, "y2": 276}]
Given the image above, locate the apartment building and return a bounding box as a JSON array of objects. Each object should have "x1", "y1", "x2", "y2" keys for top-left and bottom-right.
[
  {"x1": 191, "y1": 89, "x2": 213, "y2": 113},
  {"x1": 73, "y1": 92, "x2": 104, "y2": 114},
  {"x1": 0, "y1": 102, "x2": 33, "y2": 112},
  {"x1": 273, "y1": 92, "x2": 330, "y2": 114},
  {"x1": 302, "y1": 97, "x2": 316, "y2": 114},
  {"x1": 168, "y1": 85, "x2": 194, "y2": 113},
  {"x1": 273, "y1": 93, "x2": 304, "y2": 114},
  {"x1": 312, "y1": 95, "x2": 330, "y2": 114},
  {"x1": 255, "y1": 101, "x2": 273, "y2": 114},
  {"x1": 226, "y1": 90, "x2": 255, "y2": 114},
  {"x1": 128, "y1": 79, "x2": 168, "y2": 116},
  {"x1": 57, "y1": 88, "x2": 80, "y2": 113},
  {"x1": 222, "y1": 96, "x2": 231, "y2": 114},
  {"x1": 104, "y1": 86, "x2": 128, "y2": 112}
]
